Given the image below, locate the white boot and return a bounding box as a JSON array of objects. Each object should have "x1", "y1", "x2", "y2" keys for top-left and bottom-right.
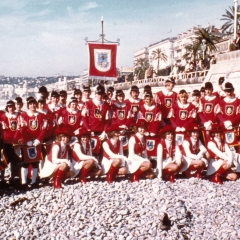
[
  {"x1": 31, "y1": 168, "x2": 38, "y2": 184},
  {"x1": 21, "y1": 168, "x2": 28, "y2": 184}
]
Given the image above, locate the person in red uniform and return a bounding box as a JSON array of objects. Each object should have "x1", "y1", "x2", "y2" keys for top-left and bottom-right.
[
  {"x1": 156, "y1": 125, "x2": 182, "y2": 182},
  {"x1": 73, "y1": 89, "x2": 85, "y2": 111},
  {"x1": 0, "y1": 100, "x2": 21, "y2": 186},
  {"x1": 71, "y1": 128, "x2": 102, "y2": 183},
  {"x1": 179, "y1": 123, "x2": 208, "y2": 178},
  {"x1": 198, "y1": 82, "x2": 220, "y2": 130},
  {"x1": 46, "y1": 91, "x2": 62, "y2": 135},
  {"x1": 127, "y1": 119, "x2": 155, "y2": 182},
  {"x1": 106, "y1": 86, "x2": 115, "y2": 105},
  {"x1": 168, "y1": 89, "x2": 196, "y2": 132},
  {"x1": 213, "y1": 77, "x2": 226, "y2": 99},
  {"x1": 125, "y1": 85, "x2": 142, "y2": 126},
  {"x1": 57, "y1": 97, "x2": 85, "y2": 135},
  {"x1": 102, "y1": 125, "x2": 128, "y2": 183},
  {"x1": 40, "y1": 127, "x2": 73, "y2": 188},
  {"x1": 155, "y1": 78, "x2": 178, "y2": 124},
  {"x1": 138, "y1": 92, "x2": 162, "y2": 136},
  {"x1": 82, "y1": 84, "x2": 110, "y2": 140},
  {"x1": 82, "y1": 85, "x2": 92, "y2": 103},
  {"x1": 111, "y1": 90, "x2": 131, "y2": 129},
  {"x1": 59, "y1": 90, "x2": 67, "y2": 109},
  {"x1": 15, "y1": 97, "x2": 24, "y2": 114},
  {"x1": 217, "y1": 82, "x2": 240, "y2": 130},
  {"x1": 15, "y1": 97, "x2": 48, "y2": 189},
  {"x1": 206, "y1": 126, "x2": 238, "y2": 184}
]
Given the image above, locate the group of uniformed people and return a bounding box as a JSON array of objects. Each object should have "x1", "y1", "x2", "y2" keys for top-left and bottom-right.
[{"x1": 0, "y1": 76, "x2": 240, "y2": 190}]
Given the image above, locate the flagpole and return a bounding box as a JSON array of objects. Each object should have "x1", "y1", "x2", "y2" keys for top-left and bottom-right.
[{"x1": 101, "y1": 16, "x2": 104, "y2": 44}]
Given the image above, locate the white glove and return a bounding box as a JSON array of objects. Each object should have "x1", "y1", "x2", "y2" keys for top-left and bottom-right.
[
  {"x1": 99, "y1": 131, "x2": 107, "y2": 141},
  {"x1": 27, "y1": 141, "x2": 33, "y2": 147},
  {"x1": 224, "y1": 120, "x2": 232, "y2": 130},
  {"x1": 176, "y1": 127, "x2": 181, "y2": 132},
  {"x1": 181, "y1": 127, "x2": 186, "y2": 132},
  {"x1": 119, "y1": 125, "x2": 127, "y2": 129},
  {"x1": 201, "y1": 158, "x2": 208, "y2": 167},
  {"x1": 33, "y1": 139, "x2": 40, "y2": 147},
  {"x1": 204, "y1": 121, "x2": 212, "y2": 130}
]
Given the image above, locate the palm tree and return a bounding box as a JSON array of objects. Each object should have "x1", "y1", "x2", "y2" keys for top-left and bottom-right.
[
  {"x1": 151, "y1": 48, "x2": 168, "y2": 71},
  {"x1": 134, "y1": 58, "x2": 149, "y2": 79},
  {"x1": 221, "y1": 5, "x2": 240, "y2": 34},
  {"x1": 193, "y1": 28, "x2": 221, "y2": 53},
  {"x1": 182, "y1": 42, "x2": 200, "y2": 63}
]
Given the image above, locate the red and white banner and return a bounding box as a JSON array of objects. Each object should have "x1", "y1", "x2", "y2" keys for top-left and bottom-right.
[{"x1": 88, "y1": 43, "x2": 117, "y2": 77}]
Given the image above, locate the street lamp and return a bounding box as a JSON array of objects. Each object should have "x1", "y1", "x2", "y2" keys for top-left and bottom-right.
[{"x1": 201, "y1": 39, "x2": 207, "y2": 61}]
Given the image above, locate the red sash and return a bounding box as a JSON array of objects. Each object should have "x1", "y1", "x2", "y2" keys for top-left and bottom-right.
[
  {"x1": 48, "y1": 142, "x2": 69, "y2": 162},
  {"x1": 207, "y1": 139, "x2": 225, "y2": 160},
  {"x1": 103, "y1": 139, "x2": 120, "y2": 160},
  {"x1": 160, "y1": 139, "x2": 175, "y2": 159},
  {"x1": 133, "y1": 135, "x2": 145, "y2": 155}
]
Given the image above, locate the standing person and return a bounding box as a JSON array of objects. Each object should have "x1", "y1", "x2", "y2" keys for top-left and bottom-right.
[
  {"x1": 206, "y1": 127, "x2": 237, "y2": 184},
  {"x1": 71, "y1": 128, "x2": 102, "y2": 183},
  {"x1": 155, "y1": 78, "x2": 177, "y2": 125},
  {"x1": 218, "y1": 82, "x2": 240, "y2": 130},
  {"x1": 198, "y1": 82, "x2": 220, "y2": 130},
  {"x1": 0, "y1": 101, "x2": 21, "y2": 186},
  {"x1": 59, "y1": 90, "x2": 67, "y2": 109},
  {"x1": 213, "y1": 77, "x2": 226, "y2": 99},
  {"x1": 191, "y1": 90, "x2": 201, "y2": 124},
  {"x1": 73, "y1": 89, "x2": 85, "y2": 111},
  {"x1": 40, "y1": 128, "x2": 73, "y2": 188},
  {"x1": 125, "y1": 85, "x2": 142, "y2": 126},
  {"x1": 57, "y1": 97, "x2": 84, "y2": 135},
  {"x1": 156, "y1": 125, "x2": 182, "y2": 182},
  {"x1": 15, "y1": 97, "x2": 24, "y2": 114},
  {"x1": 138, "y1": 92, "x2": 162, "y2": 136},
  {"x1": 102, "y1": 125, "x2": 128, "y2": 183},
  {"x1": 179, "y1": 124, "x2": 208, "y2": 178},
  {"x1": 106, "y1": 87, "x2": 115, "y2": 105},
  {"x1": 200, "y1": 87, "x2": 205, "y2": 99},
  {"x1": 82, "y1": 85, "x2": 92, "y2": 103},
  {"x1": 127, "y1": 119, "x2": 155, "y2": 182},
  {"x1": 15, "y1": 97, "x2": 48, "y2": 189},
  {"x1": 82, "y1": 84, "x2": 110, "y2": 140},
  {"x1": 38, "y1": 86, "x2": 49, "y2": 103},
  {"x1": 168, "y1": 90, "x2": 196, "y2": 132},
  {"x1": 111, "y1": 90, "x2": 131, "y2": 129}
]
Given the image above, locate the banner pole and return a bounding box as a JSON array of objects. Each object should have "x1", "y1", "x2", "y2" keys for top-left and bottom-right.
[{"x1": 101, "y1": 16, "x2": 104, "y2": 44}]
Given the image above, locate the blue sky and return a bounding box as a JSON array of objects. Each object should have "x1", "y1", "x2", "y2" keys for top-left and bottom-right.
[{"x1": 0, "y1": 0, "x2": 235, "y2": 77}]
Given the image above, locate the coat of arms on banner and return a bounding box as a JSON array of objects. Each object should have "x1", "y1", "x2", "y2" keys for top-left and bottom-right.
[
  {"x1": 225, "y1": 132, "x2": 234, "y2": 144},
  {"x1": 117, "y1": 110, "x2": 125, "y2": 120},
  {"x1": 10, "y1": 120, "x2": 17, "y2": 131},
  {"x1": 94, "y1": 49, "x2": 111, "y2": 72},
  {"x1": 146, "y1": 139, "x2": 155, "y2": 151},
  {"x1": 165, "y1": 98, "x2": 172, "y2": 108},
  {"x1": 27, "y1": 147, "x2": 37, "y2": 159},
  {"x1": 68, "y1": 115, "x2": 76, "y2": 125},
  {"x1": 176, "y1": 134, "x2": 184, "y2": 145},
  {"x1": 145, "y1": 113, "x2": 153, "y2": 122},
  {"x1": 225, "y1": 106, "x2": 234, "y2": 116},
  {"x1": 30, "y1": 119, "x2": 38, "y2": 130}
]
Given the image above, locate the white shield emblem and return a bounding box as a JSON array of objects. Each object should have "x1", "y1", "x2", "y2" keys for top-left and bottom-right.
[
  {"x1": 117, "y1": 110, "x2": 125, "y2": 120},
  {"x1": 179, "y1": 110, "x2": 187, "y2": 120},
  {"x1": 90, "y1": 138, "x2": 97, "y2": 150},
  {"x1": 10, "y1": 120, "x2": 17, "y2": 131},
  {"x1": 30, "y1": 119, "x2": 38, "y2": 130},
  {"x1": 165, "y1": 98, "x2": 172, "y2": 108},
  {"x1": 176, "y1": 134, "x2": 184, "y2": 145},
  {"x1": 225, "y1": 132, "x2": 234, "y2": 144},
  {"x1": 146, "y1": 140, "x2": 155, "y2": 151},
  {"x1": 145, "y1": 113, "x2": 153, "y2": 122},
  {"x1": 68, "y1": 115, "x2": 76, "y2": 125},
  {"x1": 225, "y1": 106, "x2": 234, "y2": 116},
  {"x1": 205, "y1": 103, "x2": 212, "y2": 113},
  {"x1": 94, "y1": 49, "x2": 111, "y2": 72},
  {"x1": 27, "y1": 147, "x2": 37, "y2": 159}
]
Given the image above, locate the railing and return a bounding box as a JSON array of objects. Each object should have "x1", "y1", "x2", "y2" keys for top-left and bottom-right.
[
  {"x1": 104, "y1": 70, "x2": 208, "y2": 91},
  {"x1": 217, "y1": 49, "x2": 240, "y2": 62}
]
